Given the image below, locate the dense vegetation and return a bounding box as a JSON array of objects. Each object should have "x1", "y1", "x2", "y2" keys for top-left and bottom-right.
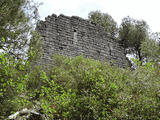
[
  {"x1": 0, "y1": 1, "x2": 160, "y2": 119},
  {"x1": 0, "y1": 0, "x2": 39, "y2": 59},
  {"x1": 0, "y1": 54, "x2": 160, "y2": 119},
  {"x1": 89, "y1": 11, "x2": 160, "y2": 64}
]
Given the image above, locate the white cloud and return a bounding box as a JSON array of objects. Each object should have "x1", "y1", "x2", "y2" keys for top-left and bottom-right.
[{"x1": 35, "y1": 0, "x2": 160, "y2": 32}]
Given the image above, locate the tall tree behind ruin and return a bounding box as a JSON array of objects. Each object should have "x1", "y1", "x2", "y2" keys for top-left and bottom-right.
[
  {"x1": 119, "y1": 16, "x2": 149, "y2": 62},
  {"x1": 88, "y1": 10, "x2": 118, "y2": 37}
]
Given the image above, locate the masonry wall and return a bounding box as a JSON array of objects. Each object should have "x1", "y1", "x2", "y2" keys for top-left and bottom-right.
[{"x1": 37, "y1": 14, "x2": 128, "y2": 67}]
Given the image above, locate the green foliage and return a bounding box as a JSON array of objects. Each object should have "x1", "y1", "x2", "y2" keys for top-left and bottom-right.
[
  {"x1": 0, "y1": 54, "x2": 160, "y2": 119},
  {"x1": 88, "y1": 10, "x2": 118, "y2": 37},
  {"x1": 46, "y1": 55, "x2": 120, "y2": 119},
  {"x1": 1, "y1": 3, "x2": 159, "y2": 118},
  {"x1": 0, "y1": 0, "x2": 40, "y2": 58},
  {"x1": 119, "y1": 16, "x2": 149, "y2": 61},
  {"x1": 0, "y1": 52, "x2": 29, "y2": 118},
  {"x1": 115, "y1": 63, "x2": 160, "y2": 119},
  {"x1": 141, "y1": 33, "x2": 160, "y2": 63},
  {"x1": 88, "y1": 11, "x2": 159, "y2": 64},
  {"x1": 28, "y1": 31, "x2": 42, "y2": 63},
  {"x1": 0, "y1": 0, "x2": 41, "y2": 117},
  {"x1": 119, "y1": 16, "x2": 149, "y2": 49}
]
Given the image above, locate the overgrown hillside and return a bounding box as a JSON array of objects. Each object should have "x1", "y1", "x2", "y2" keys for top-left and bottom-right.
[
  {"x1": 0, "y1": 1, "x2": 160, "y2": 119},
  {"x1": 1, "y1": 54, "x2": 160, "y2": 119}
]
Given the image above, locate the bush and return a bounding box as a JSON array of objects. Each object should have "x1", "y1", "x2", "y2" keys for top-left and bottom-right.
[
  {"x1": 1, "y1": 54, "x2": 160, "y2": 119},
  {"x1": 0, "y1": 52, "x2": 29, "y2": 119}
]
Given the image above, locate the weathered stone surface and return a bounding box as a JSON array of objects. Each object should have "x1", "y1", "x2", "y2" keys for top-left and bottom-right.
[
  {"x1": 7, "y1": 108, "x2": 46, "y2": 120},
  {"x1": 37, "y1": 13, "x2": 128, "y2": 67}
]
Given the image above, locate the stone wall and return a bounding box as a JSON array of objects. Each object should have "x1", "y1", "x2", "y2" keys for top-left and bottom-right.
[{"x1": 37, "y1": 13, "x2": 128, "y2": 67}]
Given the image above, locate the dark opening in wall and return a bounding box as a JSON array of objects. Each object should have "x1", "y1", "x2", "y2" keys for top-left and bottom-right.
[
  {"x1": 73, "y1": 29, "x2": 78, "y2": 43},
  {"x1": 108, "y1": 43, "x2": 113, "y2": 55},
  {"x1": 97, "y1": 50, "x2": 100, "y2": 55},
  {"x1": 90, "y1": 21, "x2": 96, "y2": 26},
  {"x1": 59, "y1": 46, "x2": 63, "y2": 50},
  {"x1": 109, "y1": 49, "x2": 111, "y2": 55}
]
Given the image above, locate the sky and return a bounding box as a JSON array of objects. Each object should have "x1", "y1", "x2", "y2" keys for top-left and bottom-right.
[{"x1": 35, "y1": 0, "x2": 160, "y2": 32}]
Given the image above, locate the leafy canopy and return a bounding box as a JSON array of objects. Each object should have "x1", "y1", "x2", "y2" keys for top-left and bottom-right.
[
  {"x1": 119, "y1": 16, "x2": 149, "y2": 61},
  {"x1": 88, "y1": 10, "x2": 118, "y2": 37},
  {"x1": 0, "y1": 0, "x2": 39, "y2": 58}
]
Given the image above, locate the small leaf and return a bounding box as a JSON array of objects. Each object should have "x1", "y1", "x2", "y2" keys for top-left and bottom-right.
[{"x1": 1, "y1": 37, "x2": 5, "y2": 42}]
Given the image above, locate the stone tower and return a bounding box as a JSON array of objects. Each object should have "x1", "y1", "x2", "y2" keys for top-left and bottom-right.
[{"x1": 37, "y1": 13, "x2": 128, "y2": 67}]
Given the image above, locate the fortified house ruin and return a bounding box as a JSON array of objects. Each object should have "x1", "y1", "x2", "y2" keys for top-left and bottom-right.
[{"x1": 37, "y1": 13, "x2": 128, "y2": 67}]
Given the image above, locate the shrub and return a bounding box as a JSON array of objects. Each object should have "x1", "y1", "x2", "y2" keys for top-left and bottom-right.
[
  {"x1": 0, "y1": 52, "x2": 29, "y2": 118},
  {"x1": 1, "y1": 54, "x2": 160, "y2": 119}
]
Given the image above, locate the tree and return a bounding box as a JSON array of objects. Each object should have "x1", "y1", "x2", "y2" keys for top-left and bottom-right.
[
  {"x1": 88, "y1": 10, "x2": 118, "y2": 37},
  {"x1": 119, "y1": 16, "x2": 149, "y2": 62},
  {"x1": 0, "y1": 0, "x2": 39, "y2": 59},
  {"x1": 141, "y1": 32, "x2": 160, "y2": 63},
  {"x1": 0, "y1": 0, "x2": 41, "y2": 118}
]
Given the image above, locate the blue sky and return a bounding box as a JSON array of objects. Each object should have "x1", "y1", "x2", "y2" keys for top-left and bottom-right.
[{"x1": 35, "y1": 0, "x2": 160, "y2": 32}]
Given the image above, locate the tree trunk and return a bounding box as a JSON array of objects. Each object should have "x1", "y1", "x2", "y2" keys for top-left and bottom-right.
[{"x1": 138, "y1": 50, "x2": 143, "y2": 65}]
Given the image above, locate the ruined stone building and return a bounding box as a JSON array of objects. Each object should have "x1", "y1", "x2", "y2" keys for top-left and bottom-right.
[{"x1": 37, "y1": 13, "x2": 128, "y2": 67}]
